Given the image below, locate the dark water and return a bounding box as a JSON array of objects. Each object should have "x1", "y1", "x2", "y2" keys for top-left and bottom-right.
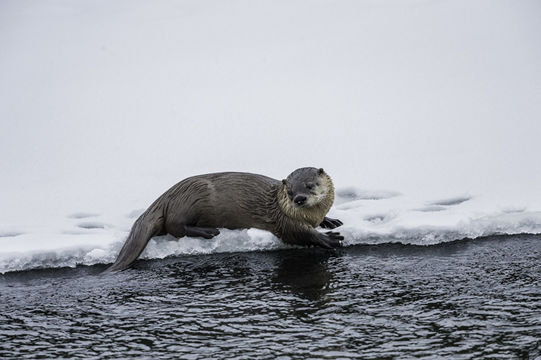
[{"x1": 1, "y1": 235, "x2": 540, "y2": 359}]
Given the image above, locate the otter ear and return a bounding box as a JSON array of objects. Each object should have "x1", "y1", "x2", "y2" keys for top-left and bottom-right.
[{"x1": 318, "y1": 168, "x2": 325, "y2": 175}]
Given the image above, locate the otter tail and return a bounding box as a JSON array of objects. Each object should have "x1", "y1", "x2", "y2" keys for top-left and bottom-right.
[{"x1": 102, "y1": 206, "x2": 165, "y2": 274}]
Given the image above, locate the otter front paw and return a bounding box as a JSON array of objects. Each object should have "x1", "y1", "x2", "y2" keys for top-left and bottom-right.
[
  {"x1": 314, "y1": 231, "x2": 344, "y2": 249},
  {"x1": 319, "y1": 217, "x2": 343, "y2": 229}
]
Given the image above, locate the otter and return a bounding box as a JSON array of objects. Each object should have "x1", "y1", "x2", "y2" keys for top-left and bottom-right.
[{"x1": 103, "y1": 167, "x2": 343, "y2": 273}]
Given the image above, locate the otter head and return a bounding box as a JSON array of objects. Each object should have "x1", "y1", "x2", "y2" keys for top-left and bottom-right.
[{"x1": 278, "y1": 167, "x2": 335, "y2": 228}]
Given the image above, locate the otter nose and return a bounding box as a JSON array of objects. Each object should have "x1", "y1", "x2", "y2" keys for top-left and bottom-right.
[{"x1": 294, "y1": 195, "x2": 307, "y2": 205}]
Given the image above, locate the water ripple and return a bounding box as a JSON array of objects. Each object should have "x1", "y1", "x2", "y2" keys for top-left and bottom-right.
[{"x1": 1, "y1": 235, "x2": 540, "y2": 359}]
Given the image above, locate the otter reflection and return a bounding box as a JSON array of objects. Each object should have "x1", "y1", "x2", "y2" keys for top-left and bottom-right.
[{"x1": 272, "y1": 249, "x2": 335, "y2": 301}]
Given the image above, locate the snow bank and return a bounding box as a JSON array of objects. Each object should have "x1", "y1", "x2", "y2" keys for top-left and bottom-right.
[{"x1": 2, "y1": 187, "x2": 540, "y2": 273}]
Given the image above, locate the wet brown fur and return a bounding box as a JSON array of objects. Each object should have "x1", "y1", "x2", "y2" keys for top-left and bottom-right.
[{"x1": 103, "y1": 167, "x2": 342, "y2": 273}]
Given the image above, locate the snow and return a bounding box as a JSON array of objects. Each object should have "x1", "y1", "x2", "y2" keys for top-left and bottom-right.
[{"x1": 1, "y1": 0, "x2": 540, "y2": 273}]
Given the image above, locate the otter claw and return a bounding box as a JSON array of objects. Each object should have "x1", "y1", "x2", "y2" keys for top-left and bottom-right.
[
  {"x1": 321, "y1": 231, "x2": 344, "y2": 248},
  {"x1": 320, "y1": 217, "x2": 343, "y2": 229}
]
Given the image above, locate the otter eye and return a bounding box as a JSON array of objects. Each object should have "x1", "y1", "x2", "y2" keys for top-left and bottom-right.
[
  {"x1": 287, "y1": 190, "x2": 293, "y2": 196},
  {"x1": 306, "y1": 183, "x2": 314, "y2": 190}
]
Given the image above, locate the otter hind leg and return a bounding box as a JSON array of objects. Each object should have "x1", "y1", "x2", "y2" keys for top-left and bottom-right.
[
  {"x1": 319, "y1": 217, "x2": 343, "y2": 229},
  {"x1": 185, "y1": 226, "x2": 220, "y2": 239}
]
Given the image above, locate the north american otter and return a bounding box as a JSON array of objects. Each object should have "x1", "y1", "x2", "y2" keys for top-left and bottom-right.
[{"x1": 103, "y1": 167, "x2": 343, "y2": 273}]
